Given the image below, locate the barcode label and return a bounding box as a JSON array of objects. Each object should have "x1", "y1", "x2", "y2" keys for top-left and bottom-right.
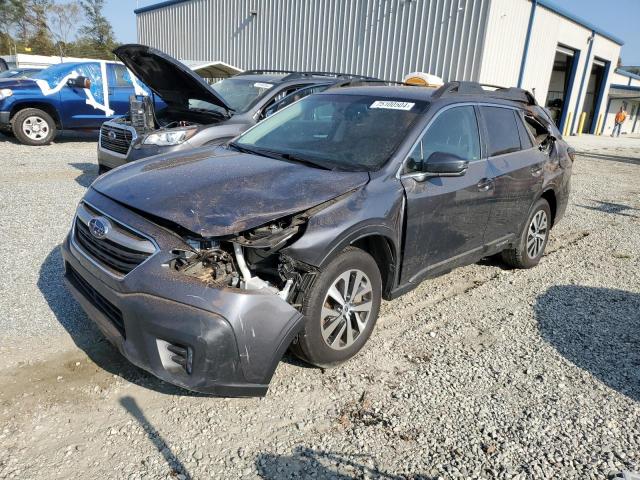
[{"x1": 370, "y1": 101, "x2": 415, "y2": 111}]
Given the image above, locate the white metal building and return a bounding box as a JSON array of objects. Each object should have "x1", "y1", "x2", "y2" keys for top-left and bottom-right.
[{"x1": 136, "y1": 0, "x2": 628, "y2": 136}]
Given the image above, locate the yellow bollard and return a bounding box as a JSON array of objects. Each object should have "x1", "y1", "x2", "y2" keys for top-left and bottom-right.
[
  {"x1": 563, "y1": 112, "x2": 573, "y2": 136},
  {"x1": 577, "y1": 112, "x2": 587, "y2": 136},
  {"x1": 595, "y1": 114, "x2": 603, "y2": 136}
]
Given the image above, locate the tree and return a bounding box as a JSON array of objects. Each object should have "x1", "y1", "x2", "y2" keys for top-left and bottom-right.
[
  {"x1": 77, "y1": 0, "x2": 116, "y2": 58},
  {"x1": 47, "y1": 1, "x2": 82, "y2": 56}
]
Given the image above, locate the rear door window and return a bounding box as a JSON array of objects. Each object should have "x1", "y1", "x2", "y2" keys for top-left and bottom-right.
[
  {"x1": 480, "y1": 106, "x2": 521, "y2": 156},
  {"x1": 515, "y1": 113, "x2": 533, "y2": 149}
]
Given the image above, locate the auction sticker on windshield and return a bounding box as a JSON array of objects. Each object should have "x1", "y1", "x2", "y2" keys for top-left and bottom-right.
[
  {"x1": 254, "y1": 82, "x2": 274, "y2": 89},
  {"x1": 370, "y1": 100, "x2": 415, "y2": 111}
]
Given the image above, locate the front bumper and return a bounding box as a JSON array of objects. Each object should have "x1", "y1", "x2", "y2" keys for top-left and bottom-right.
[
  {"x1": 0, "y1": 110, "x2": 10, "y2": 128},
  {"x1": 62, "y1": 189, "x2": 304, "y2": 396}
]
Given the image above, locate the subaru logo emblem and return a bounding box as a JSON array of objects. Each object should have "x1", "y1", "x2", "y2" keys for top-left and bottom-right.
[
  {"x1": 108, "y1": 130, "x2": 117, "y2": 140},
  {"x1": 88, "y1": 217, "x2": 110, "y2": 239}
]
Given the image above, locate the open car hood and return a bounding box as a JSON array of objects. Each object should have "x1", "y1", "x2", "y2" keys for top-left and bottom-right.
[
  {"x1": 113, "y1": 44, "x2": 232, "y2": 112},
  {"x1": 92, "y1": 147, "x2": 369, "y2": 238}
]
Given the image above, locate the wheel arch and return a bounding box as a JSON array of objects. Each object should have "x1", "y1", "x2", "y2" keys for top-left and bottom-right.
[
  {"x1": 10, "y1": 101, "x2": 62, "y2": 128},
  {"x1": 313, "y1": 226, "x2": 399, "y2": 300},
  {"x1": 540, "y1": 188, "x2": 558, "y2": 227}
]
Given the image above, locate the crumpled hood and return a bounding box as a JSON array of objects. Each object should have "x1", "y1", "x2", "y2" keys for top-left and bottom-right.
[{"x1": 92, "y1": 148, "x2": 369, "y2": 237}]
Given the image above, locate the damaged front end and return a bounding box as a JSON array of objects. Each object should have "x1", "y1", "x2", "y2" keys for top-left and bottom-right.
[
  {"x1": 61, "y1": 190, "x2": 333, "y2": 397},
  {"x1": 173, "y1": 208, "x2": 319, "y2": 307}
]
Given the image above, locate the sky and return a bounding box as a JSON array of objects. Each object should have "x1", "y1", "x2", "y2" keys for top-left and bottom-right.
[{"x1": 101, "y1": 0, "x2": 639, "y2": 65}]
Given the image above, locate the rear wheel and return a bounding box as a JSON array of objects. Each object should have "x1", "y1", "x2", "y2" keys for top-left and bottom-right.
[
  {"x1": 12, "y1": 108, "x2": 57, "y2": 146},
  {"x1": 501, "y1": 198, "x2": 551, "y2": 269},
  {"x1": 292, "y1": 247, "x2": 382, "y2": 367}
]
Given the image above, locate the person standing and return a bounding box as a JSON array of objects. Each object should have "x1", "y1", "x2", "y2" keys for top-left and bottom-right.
[{"x1": 611, "y1": 106, "x2": 627, "y2": 137}]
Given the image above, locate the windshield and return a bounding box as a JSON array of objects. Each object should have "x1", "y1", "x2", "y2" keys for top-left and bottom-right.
[
  {"x1": 234, "y1": 94, "x2": 427, "y2": 171},
  {"x1": 211, "y1": 77, "x2": 276, "y2": 112}
]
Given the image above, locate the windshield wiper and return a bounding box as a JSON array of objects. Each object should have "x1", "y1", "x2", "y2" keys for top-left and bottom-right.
[
  {"x1": 227, "y1": 142, "x2": 264, "y2": 156},
  {"x1": 273, "y1": 152, "x2": 332, "y2": 170},
  {"x1": 228, "y1": 143, "x2": 331, "y2": 169}
]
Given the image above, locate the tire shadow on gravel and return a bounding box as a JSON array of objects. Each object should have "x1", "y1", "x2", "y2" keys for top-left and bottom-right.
[
  {"x1": 38, "y1": 246, "x2": 206, "y2": 397},
  {"x1": 535, "y1": 285, "x2": 640, "y2": 402},
  {"x1": 255, "y1": 446, "x2": 433, "y2": 479}
]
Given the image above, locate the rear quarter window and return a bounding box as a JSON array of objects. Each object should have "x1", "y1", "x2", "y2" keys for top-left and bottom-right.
[{"x1": 480, "y1": 106, "x2": 521, "y2": 156}]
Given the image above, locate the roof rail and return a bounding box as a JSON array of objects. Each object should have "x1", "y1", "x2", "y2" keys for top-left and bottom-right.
[
  {"x1": 240, "y1": 69, "x2": 377, "y2": 82},
  {"x1": 335, "y1": 78, "x2": 414, "y2": 87},
  {"x1": 241, "y1": 69, "x2": 298, "y2": 76},
  {"x1": 432, "y1": 81, "x2": 537, "y2": 105}
]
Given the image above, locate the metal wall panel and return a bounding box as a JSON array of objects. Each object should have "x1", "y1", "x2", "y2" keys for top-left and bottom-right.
[{"x1": 137, "y1": 0, "x2": 490, "y2": 82}]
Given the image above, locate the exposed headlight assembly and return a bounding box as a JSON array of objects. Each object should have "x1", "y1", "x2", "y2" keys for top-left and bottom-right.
[
  {"x1": 0, "y1": 88, "x2": 13, "y2": 101},
  {"x1": 142, "y1": 127, "x2": 197, "y2": 146}
]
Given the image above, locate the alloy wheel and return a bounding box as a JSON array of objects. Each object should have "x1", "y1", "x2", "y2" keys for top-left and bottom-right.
[
  {"x1": 527, "y1": 210, "x2": 548, "y2": 259},
  {"x1": 320, "y1": 269, "x2": 373, "y2": 350}
]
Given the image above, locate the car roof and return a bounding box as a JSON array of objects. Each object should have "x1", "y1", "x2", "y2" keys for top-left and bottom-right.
[
  {"x1": 319, "y1": 85, "x2": 438, "y2": 101},
  {"x1": 231, "y1": 72, "x2": 374, "y2": 85},
  {"x1": 320, "y1": 84, "x2": 541, "y2": 112}
]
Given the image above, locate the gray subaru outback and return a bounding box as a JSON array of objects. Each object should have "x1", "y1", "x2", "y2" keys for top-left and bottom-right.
[{"x1": 64, "y1": 81, "x2": 573, "y2": 396}]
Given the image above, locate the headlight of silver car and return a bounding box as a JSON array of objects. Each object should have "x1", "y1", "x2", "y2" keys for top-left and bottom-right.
[
  {"x1": 142, "y1": 127, "x2": 197, "y2": 146},
  {"x1": 0, "y1": 88, "x2": 13, "y2": 101}
]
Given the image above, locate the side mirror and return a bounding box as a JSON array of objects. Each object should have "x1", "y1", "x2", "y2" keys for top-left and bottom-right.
[
  {"x1": 405, "y1": 152, "x2": 468, "y2": 182},
  {"x1": 67, "y1": 76, "x2": 91, "y2": 89},
  {"x1": 424, "y1": 151, "x2": 468, "y2": 176}
]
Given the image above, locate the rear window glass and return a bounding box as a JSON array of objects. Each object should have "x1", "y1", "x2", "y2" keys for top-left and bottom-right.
[
  {"x1": 481, "y1": 106, "x2": 521, "y2": 156},
  {"x1": 516, "y1": 114, "x2": 533, "y2": 149}
]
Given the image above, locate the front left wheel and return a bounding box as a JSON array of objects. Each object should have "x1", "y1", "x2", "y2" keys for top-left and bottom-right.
[
  {"x1": 292, "y1": 247, "x2": 382, "y2": 368},
  {"x1": 12, "y1": 108, "x2": 57, "y2": 146}
]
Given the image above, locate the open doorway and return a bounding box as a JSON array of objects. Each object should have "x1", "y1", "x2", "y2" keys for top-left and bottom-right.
[
  {"x1": 581, "y1": 58, "x2": 608, "y2": 133},
  {"x1": 545, "y1": 46, "x2": 578, "y2": 128}
]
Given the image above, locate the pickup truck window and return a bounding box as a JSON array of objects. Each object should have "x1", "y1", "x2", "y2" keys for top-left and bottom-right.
[{"x1": 107, "y1": 64, "x2": 133, "y2": 88}]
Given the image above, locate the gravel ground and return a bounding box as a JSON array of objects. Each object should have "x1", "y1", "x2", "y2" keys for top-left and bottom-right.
[{"x1": 0, "y1": 132, "x2": 639, "y2": 479}]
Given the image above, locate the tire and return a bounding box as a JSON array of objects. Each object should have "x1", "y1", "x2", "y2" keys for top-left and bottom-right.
[
  {"x1": 11, "y1": 108, "x2": 57, "y2": 146},
  {"x1": 292, "y1": 247, "x2": 382, "y2": 368},
  {"x1": 501, "y1": 198, "x2": 551, "y2": 269}
]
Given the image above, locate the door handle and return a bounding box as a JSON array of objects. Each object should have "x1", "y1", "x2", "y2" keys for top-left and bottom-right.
[{"x1": 477, "y1": 178, "x2": 494, "y2": 191}]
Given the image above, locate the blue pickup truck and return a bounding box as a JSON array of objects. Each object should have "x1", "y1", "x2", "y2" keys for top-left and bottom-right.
[{"x1": 0, "y1": 61, "x2": 147, "y2": 145}]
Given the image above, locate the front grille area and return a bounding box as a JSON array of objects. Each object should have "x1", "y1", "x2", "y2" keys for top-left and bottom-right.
[
  {"x1": 73, "y1": 202, "x2": 156, "y2": 276},
  {"x1": 66, "y1": 263, "x2": 126, "y2": 338},
  {"x1": 74, "y1": 219, "x2": 152, "y2": 275},
  {"x1": 100, "y1": 124, "x2": 133, "y2": 155}
]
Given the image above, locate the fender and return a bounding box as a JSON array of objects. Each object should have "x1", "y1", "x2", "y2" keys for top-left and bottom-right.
[
  {"x1": 283, "y1": 180, "x2": 405, "y2": 272},
  {"x1": 9, "y1": 98, "x2": 63, "y2": 127}
]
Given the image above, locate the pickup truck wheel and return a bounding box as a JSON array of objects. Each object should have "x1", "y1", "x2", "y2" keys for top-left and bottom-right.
[
  {"x1": 12, "y1": 108, "x2": 57, "y2": 146},
  {"x1": 292, "y1": 247, "x2": 382, "y2": 368},
  {"x1": 501, "y1": 198, "x2": 551, "y2": 269}
]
